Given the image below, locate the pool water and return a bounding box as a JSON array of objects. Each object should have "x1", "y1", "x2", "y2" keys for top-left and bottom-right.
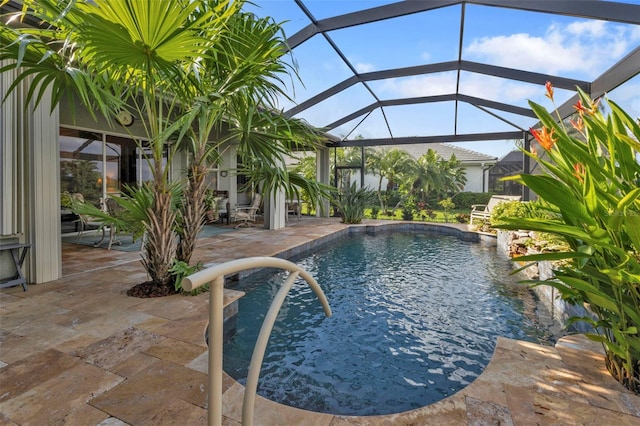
[{"x1": 223, "y1": 232, "x2": 557, "y2": 416}]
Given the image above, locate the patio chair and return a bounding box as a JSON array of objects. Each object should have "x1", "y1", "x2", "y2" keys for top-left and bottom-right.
[
  {"x1": 233, "y1": 193, "x2": 262, "y2": 228},
  {"x1": 286, "y1": 197, "x2": 301, "y2": 222},
  {"x1": 72, "y1": 194, "x2": 124, "y2": 250},
  {"x1": 215, "y1": 197, "x2": 231, "y2": 225},
  {"x1": 71, "y1": 193, "x2": 106, "y2": 244},
  {"x1": 469, "y1": 195, "x2": 522, "y2": 224},
  {"x1": 103, "y1": 198, "x2": 123, "y2": 250}
]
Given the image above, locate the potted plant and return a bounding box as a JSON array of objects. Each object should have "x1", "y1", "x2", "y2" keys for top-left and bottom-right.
[{"x1": 204, "y1": 189, "x2": 218, "y2": 223}]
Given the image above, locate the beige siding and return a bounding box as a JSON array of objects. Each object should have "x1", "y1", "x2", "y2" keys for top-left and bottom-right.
[
  {"x1": 25, "y1": 83, "x2": 61, "y2": 283},
  {"x1": 0, "y1": 61, "x2": 19, "y2": 236},
  {"x1": 0, "y1": 62, "x2": 62, "y2": 284}
]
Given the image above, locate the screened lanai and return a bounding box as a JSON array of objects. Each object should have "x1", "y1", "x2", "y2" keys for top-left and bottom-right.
[{"x1": 244, "y1": 0, "x2": 640, "y2": 160}]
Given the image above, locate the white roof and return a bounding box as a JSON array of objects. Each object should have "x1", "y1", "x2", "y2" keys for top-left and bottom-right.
[{"x1": 380, "y1": 143, "x2": 497, "y2": 165}]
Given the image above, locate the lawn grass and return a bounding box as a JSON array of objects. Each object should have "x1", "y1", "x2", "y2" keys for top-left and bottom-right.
[
  {"x1": 368, "y1": 208, "x2": 469, "y2": 223},
  {"x1": 300, "y1": 203, "x2": 470, "y2": 224}
]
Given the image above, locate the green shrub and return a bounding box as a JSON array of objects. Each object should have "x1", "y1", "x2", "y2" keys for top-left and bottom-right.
[
  {"x1": 424, "y1": 209, "x2": 436, "y2": 221},
  {"x1": 491, "y1": 200, "x2": 530, "y2": 225},
  {"x1": 401, "y1": 206, "x2": 414, "y2": 220},
  {"x1": 455, "y1": 213, "x2": 468, "y2": 223},
  {"x1": 381, "y1": 190, "x2": 402, "y2": 214},
  {"x1": 492, "y1": 200, "x2": 566, "y2": 251},
  {"x1": 334, "y1": 182, "x2": 377, "y2": 224},
  {"x1": 370, "y1": 205, "x2": 380, "y2": 219},
  {"x1": 169, "y1": 260, "x2": 203, "y2": 293},
  {"x1": 453, "y1": 192, "x2": 494, "y2": 210},
  {"x1": 438, "y1": 198, "x2": 455, "y2": 222}
]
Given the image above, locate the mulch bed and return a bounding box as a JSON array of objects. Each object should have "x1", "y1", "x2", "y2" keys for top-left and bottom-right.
[{"x1": 126, "y1": 281, "x2": 179, "y2": 298}]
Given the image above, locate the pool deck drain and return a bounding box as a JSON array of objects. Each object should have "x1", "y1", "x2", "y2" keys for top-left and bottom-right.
[{"x1": 1, "y1": 218, "x2": 639, "y2": 425}]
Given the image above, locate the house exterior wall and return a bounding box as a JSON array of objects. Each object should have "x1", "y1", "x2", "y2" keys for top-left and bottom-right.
[
  {"x1": 1, "y1": 63, "x2": 61, "y2": 283},
  {"x1": 217, "y1": 145, "x2": 238, "y2": 208},
  {"x1": 316, "y1": 148, "x2": 331, "y2": 217},
  {"x1": 358, "y1": 163, "x2": 489, "y2": 193},
  {"x1": 462, "y1": 164, "x2": 488, "y2": 193},
  {"x1": 1, "y1": 73, "x2": 324, "y2": 285},
  {"x1": 0, "y1": 82, "x2": 247, "y2": 285}
]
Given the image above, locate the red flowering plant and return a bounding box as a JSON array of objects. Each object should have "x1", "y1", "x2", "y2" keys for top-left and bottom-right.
[{"x1": 496, "y1": 83, "x2": 640, "y2": 392}]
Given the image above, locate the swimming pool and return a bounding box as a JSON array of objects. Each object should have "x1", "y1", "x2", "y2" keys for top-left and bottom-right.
[{"x1": 223, "y1": 231, "x2": 557, "y2": 416}]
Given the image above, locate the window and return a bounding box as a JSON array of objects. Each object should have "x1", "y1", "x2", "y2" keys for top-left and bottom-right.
[
  {"x1": 60, "y1": 127, "x2": 165, "y2": 203},
  {"x1": 59, "y1": 128, "x2": 104, "y2": 207}
]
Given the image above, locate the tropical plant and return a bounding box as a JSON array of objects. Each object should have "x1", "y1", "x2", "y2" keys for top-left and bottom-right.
[
  {"x1": 1, "y1": 0, "x2": 229, "y2": 287},
  {"x1": 170, "y1": 259, "x2": 203, "y2": 292},
  {"x1": 490, "y1": 200, "x2": 531, "y2": 226},
  {"x1": 424, "y1": 209, "x2": 437, "y2": 221},
  {"x1": 438, "y1": 198, "x2": 455, "y2": 223},
  {"x1": 491, "y1": 199, "x2": 558, "y2": 227},
  {"x1": 411, "y1": 149, "x2": 444, "y2": 196},
  {"x1": 173, "y1": 6, "x2": 325, "y2": 267},
  {"x1": 71, "y1": 183, "x2": 179, "y2": 244},
  {"x1": 333, "y1": 182, "x2": 376, "y2": 224},
  {"x1": 454, "y1": 213, "x2": 468, "y2": 223},
  {"x1": 440, "y1": 153, "x2": 467, "y2": 195},
  {"x1": 2, "y1": 0, "x2": 329, "y2": 292},
  {"x1": 494, "y1": 83, "x2": 640, "y2": 393},
  {"x1": 369, "y1": 205, "x2": 380, "y2": 219},
  {"x1": 410, "y1": 150, "x2": 467, "y2": 201},
  {"x1": 239, "y1": 154, "x2": 333, "y2": 217},
  {"x1": 368, "y1": 148, "x2": 414, "y2": 212},
  {"x1": 60, "y1": 192, "x2": 73, "y2": 209},
  {"x1": 401, "y1": 206, "x2": 414, "y2": 221}
]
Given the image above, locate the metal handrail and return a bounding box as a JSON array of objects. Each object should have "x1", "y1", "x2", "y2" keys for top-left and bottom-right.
[{"x1": 182, "y1": 256, "x2": 332, "y2": 426}]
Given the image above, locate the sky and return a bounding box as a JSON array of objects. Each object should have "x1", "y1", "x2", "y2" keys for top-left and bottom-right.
[{"x1": 244, "y1": 1, "x2": 640, "y2": 159}]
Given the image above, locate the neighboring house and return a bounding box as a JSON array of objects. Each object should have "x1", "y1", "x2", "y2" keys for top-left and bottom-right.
[
  {"x1": 361, "y1": 143, "x2": 498, "y2": 193},
  {"x1": 488, "y1": 150, "x2": 525, "y2": 196}
]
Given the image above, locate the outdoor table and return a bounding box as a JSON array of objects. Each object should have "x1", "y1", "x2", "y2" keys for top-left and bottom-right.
[{"x1": 0, "y1": 243, "x2": 31, "y2": 291}]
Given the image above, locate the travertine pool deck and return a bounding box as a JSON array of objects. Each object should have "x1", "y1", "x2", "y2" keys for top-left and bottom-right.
[{"x1": 1, "y1": 217, "x2": 639, "y2": 425}]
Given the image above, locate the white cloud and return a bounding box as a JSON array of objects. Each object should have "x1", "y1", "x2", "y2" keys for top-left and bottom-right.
[
  {"x1": 354, "y1": 62, "x2": 375, "y2": 73},
  {"x1": 375, "y1": 70, "x2": 541, "y2": 105},
  {"x1": 564, "y1": 20, "x2": 607, "y2": 38},
  {"x1": 380, "y1": 72, "x2": 457, "y2": 97},
  {"x1": 464, "y1": 21, "x2": 640, "y2": 78},
  {"x1": 459, "y1": 74, "x2": 539, "y2": 103},
  {"x1": 466, "y1": 33, "x2": 583, "y2": 75}
]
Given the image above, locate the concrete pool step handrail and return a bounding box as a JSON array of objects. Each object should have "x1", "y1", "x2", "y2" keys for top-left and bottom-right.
[{"x1": 182, "y1": 256, "x2": 332, "y2": 426}]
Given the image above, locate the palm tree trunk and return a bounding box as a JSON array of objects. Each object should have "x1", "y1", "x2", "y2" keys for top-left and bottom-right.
[
  {"x1": 377, "y1": 175, "x2": 385, "y2": 212},
  {"x1": 141, "y1": 188, "x2": 177, "y2": 287},
  {"x1": 176, "y1": 162, "x2": 207, "y2": 265}
]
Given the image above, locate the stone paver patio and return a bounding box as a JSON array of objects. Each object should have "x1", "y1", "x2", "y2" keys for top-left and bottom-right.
[{"x1": 1, "y1": 217, "x2": 639, "y2": 425}]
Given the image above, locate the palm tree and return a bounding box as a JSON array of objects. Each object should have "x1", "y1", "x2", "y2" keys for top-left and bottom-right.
[
  {"x1": 409, "y1": 150, "x2": 466, "y2": 206},
  {"x1": 368, "y1": 147, "x2": 414, "y2": 212},
  {"x1": 439, "y1": 153, "x2": 467, "y2": 196},
  {"x1": 2, "y1": 0, "x2": 329, "y2": 289},
  {"x1": 412, "y1": 149, "x2": 445, "y2": 199},
  {"x1": 3, "y1": 0, "x2": 220, "y2": 287},
  {"x1": 174, "y1": 7, "x2": 325, "y2": 266}
]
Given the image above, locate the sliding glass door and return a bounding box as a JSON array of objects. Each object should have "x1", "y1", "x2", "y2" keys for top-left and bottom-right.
[{"x1": 59, "y1": 127, "x2": 165, "y2": 233}]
